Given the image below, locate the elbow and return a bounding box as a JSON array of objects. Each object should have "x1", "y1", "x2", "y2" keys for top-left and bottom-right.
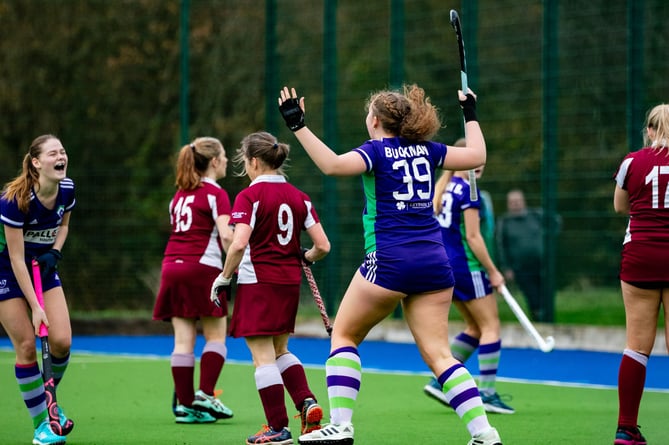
[
  {"x1": 318, "y1": 165, "x2": 340, "y2": 176},
  {"x1": 614, "y1": 205, "x2": 629, "y2": 215},
  {"x1": 313, "y1": 240, "x2": 331, "y2": 262},
  {"x1": 228, "y1": 239, "x2": 248, "y2": 256},
  {"x1": 221, "y1": 232, "x2": 234, "y2": 248}
]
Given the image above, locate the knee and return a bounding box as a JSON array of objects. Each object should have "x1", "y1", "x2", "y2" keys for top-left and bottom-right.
[
  {"x1": 15, "y1": 338, "x2": 38, "y2": 363},
  {"x1": 49, "y1": 338, "x2": 72, "y2": 357}
]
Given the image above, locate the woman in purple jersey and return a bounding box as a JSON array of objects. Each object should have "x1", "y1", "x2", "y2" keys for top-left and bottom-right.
[
  {"x1": 0, "y1": 135, "x2": 75, "y2": 445},
  {"x1": 210, "y1": 131, "x2": 330, "y2": 445},
  {"x1": 279, "y1": 85, "x2": 502, "y2": 445},
  {"x1": 612, "y1": 104, "x2": 669, "y2": 445},
  {"x1": 153, "y1": 137, "x2": 235, "y2": 424}
]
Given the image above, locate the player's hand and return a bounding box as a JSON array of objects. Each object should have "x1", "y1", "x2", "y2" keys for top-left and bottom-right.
[
  {"x1": 210, "y1": 274, "x2": 231, "y2": 308},
  {"x1": 301, "y1": 247, "x2": 314, "y2": 267},
  {"x1": 278, "y1": 86, "x2": 305, "y2": 131},
  {"x1": 36, "y1": 249, "x2": 62, "y2": 279},
  {"x1": 458, "y1": 89, "x2": 477, "y2": 123},
  {"x1": 31, "y1": 307, "x2": 48, "y2": 336}
]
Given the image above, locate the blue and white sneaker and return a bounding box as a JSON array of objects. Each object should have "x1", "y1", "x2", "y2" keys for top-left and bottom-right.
[
  {"x1": 33, "y1": 419, "x2": 66, "y2": 445},
  {"x1": 481, "y1": 392, "x2": 515, "y2": 414},
  {"x1": 246, "y1": 425, "x2": 293, "y2": 444},
  {"x1": 192, "y1": 389, "x2": 234, "y2": 419},
  {"x1": 174, "y1": 404, "x2": 217, "y2": 424},
  {"x1": 423, "y1": 377, "x2": 450, "y2": 406}
]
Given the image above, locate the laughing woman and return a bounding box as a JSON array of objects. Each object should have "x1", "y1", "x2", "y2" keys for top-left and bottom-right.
[{"x1": 0, "y1": 135, "x2": 76, "y2": 445}]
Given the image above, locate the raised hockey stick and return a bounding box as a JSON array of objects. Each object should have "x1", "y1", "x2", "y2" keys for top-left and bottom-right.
[
  {"x1": 32, "y1": 259, "x2": 74, "y2": 435},
  {"x1": 499, "y1": 284, "x2": 555, "y2": 352},
  {"x1": 450, "y1": 9, "x2": 478, "y2": 202},
  {"x1": 302, "y1": 262, "x2": 333, "y2": 336}
]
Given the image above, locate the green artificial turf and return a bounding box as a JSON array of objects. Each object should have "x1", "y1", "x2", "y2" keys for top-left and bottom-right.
[{"x1": 1, "y1": 351, "x2": 667, "y2": 444}]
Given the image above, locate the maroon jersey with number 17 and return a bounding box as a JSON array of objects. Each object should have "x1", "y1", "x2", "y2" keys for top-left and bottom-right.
[{"x1": 614, "y1": 146, "x2": 669, "y2": 282}]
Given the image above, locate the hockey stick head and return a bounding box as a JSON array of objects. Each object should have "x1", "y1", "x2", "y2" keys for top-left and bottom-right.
[
  {"x1": 449, "y1": 9, "x2": 460, "y2": 27},
  {"x1": 540, "y1": 335, "x2": 556, "y2": 353},
  {"x1": 449, "y1": 9, "x2": 467, "y2": 76}
]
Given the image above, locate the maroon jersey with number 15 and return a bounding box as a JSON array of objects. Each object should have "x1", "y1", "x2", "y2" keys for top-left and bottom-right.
[{"x1": 163, "y1": 177, "x2": 232, "y2": 269}]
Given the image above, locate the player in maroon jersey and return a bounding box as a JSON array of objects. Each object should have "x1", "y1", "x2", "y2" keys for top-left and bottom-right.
[
  {"x1": 210, "y1": 131, "x2": 330, "y2": 445},
  {"x1": 612, "y1": 103, "x2": 669, "y2": 445},
  {"x1": 153, "y1": 137, "x2": 234, "y2": 423}
]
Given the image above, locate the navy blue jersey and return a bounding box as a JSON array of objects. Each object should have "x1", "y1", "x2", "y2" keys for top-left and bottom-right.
[
  {"x1": 353, "y1": 137, "x2": 447, "y2": 253},
  {"x1": 0, "y1": 178, "x2": 76, "y2": 270},
  {"x1": 437, "y1": 176, "x2": 484, "y2": 272}
]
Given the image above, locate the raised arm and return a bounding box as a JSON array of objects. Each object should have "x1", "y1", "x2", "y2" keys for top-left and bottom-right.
[
  {"x1": 278, "y1": 87, "x2": 366, "y2": 176},
  {"x1": 442, "y1": 90, "x2": 486, "y2": 171}
]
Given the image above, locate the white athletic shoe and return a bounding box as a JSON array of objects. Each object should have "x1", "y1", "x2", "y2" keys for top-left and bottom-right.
[
  {"x1": 468, "y1": 427, "x2": 503, "y2": 445},
  {"x1": 298, "y1": 422, "x2": 354, "y2": 445}
]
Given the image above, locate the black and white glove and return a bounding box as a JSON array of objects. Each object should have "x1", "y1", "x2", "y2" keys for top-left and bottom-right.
[
  {"x1": 210, "y1": 275, "x2": 231, "y2": 308},
  {"x1": 36, "y1": 249, "x2": 63, "y2": 279},
  {"x1": 279, "y1": 98, "x2": 305, "y2": 131},
  {"x1": 301, "y1": 248, "x2": 314, "y2": 267},
  {"x1": 459, "y1": 93, "x2": 478, "y2": 123}
]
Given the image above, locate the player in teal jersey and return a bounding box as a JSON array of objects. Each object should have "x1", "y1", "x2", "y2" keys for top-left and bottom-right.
[{"x1": 279, "y1": 85, "x2": 503, "y2": 445}]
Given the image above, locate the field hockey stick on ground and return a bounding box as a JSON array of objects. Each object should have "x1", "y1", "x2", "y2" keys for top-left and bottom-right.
[
  {"x1": 449, "y1": 9, "x2": 478, "y2": 202},
  {"x1": 32, "y1": 259, "x2": 74, "y2": 435},
  {"x1": 499, "y1": 284, "x2": 555, "y2": 352},
  {"x1": 301, "y1": 262, "x2": 332, "y2": 336}
]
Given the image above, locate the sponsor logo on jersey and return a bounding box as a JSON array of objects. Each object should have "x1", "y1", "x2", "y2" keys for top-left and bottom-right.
[{"x1": 24, "y1": 228, "x2": 59, "y2": 244}]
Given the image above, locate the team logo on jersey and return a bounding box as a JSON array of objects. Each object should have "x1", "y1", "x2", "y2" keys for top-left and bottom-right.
[{"x1": 396, "y1": 201, "x2": 406, "y2": 211}]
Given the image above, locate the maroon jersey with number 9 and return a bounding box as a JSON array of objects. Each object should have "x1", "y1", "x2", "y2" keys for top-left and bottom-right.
[{"x1": 230, "y1": 175, "x2": 320, "y2": 285}]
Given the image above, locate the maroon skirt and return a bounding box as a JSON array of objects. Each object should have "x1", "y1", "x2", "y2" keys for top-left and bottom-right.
[
  {"x1": 229, "y1": 282, "x2": 300, "y2": 338},
  {"x1": 153, "y1": 260, "x2": 227, "y2": 321}
]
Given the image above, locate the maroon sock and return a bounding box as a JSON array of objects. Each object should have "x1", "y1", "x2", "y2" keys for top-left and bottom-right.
[
  {"x1": 172, "y1": 353, "x2": 195, "y2": 406},
  {"x1": 255, "y1": 365, "x2": 288, "y2": 430},
  {"x1": 199, "y1": 342, "x2": 226, "y2": 395},
  {"x1": 259, "y1": 384, "x2": 289, "y2": 430},
  {"x1": 618, "y1": 353, "x2": 647, "y2": 427},
  {"x1": 277, "y1": 353, "x2": 312, "y2": 411}
]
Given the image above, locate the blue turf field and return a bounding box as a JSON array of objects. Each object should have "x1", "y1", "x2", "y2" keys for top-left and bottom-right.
[{"x1": 2, "y1": 335, "x2": 667, "y2": 391}]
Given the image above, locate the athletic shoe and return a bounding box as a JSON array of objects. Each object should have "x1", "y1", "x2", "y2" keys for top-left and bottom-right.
[
  {"x1": 246, "y1": 425, "x2": 293, "y2": 445},
  {"x1": 481, "y1": 392, "x2": 515, "y2": 414},
  {"x1": 192, "y1": 389, "x2": 234, "y2": 419},
  {"x1": 57, "y1": 406, "x2": 75, "y2": 435},
  {"x1": 423, "y1": 377, "x2": 450, "y2": 406},
  {"x1": 468, "y1": 427, "x2": 503, "y2": 445},
  {"x1": 614, "y1": 425, "x2": 647, "y2": 445},
  {"x1": 174, "y1": 404, "x2": 217, "y2": 424},
  {"x1": 298, "y1": 423, "x2": 354, "y2": 445},
  {"x1": 33, "y1": 419, "x2": 66, "y2": 445},
  {"x1": 300, "y1": 398, "x2": 323, "y2": 434}
]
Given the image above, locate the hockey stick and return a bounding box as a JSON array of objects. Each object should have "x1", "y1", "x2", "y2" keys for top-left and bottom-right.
[
  {"x1": 449, "y1": 9, "x2": 478, "y2": 202},
  {"x1": 301, "y1": 262, "x2": 332, "y2": 336},
  {"x1": 499, "y1": 284, "x2": 555, "y2": 352},
  {"x1": 32, "y1": 259, "x2": 74, "y2": 435}
]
